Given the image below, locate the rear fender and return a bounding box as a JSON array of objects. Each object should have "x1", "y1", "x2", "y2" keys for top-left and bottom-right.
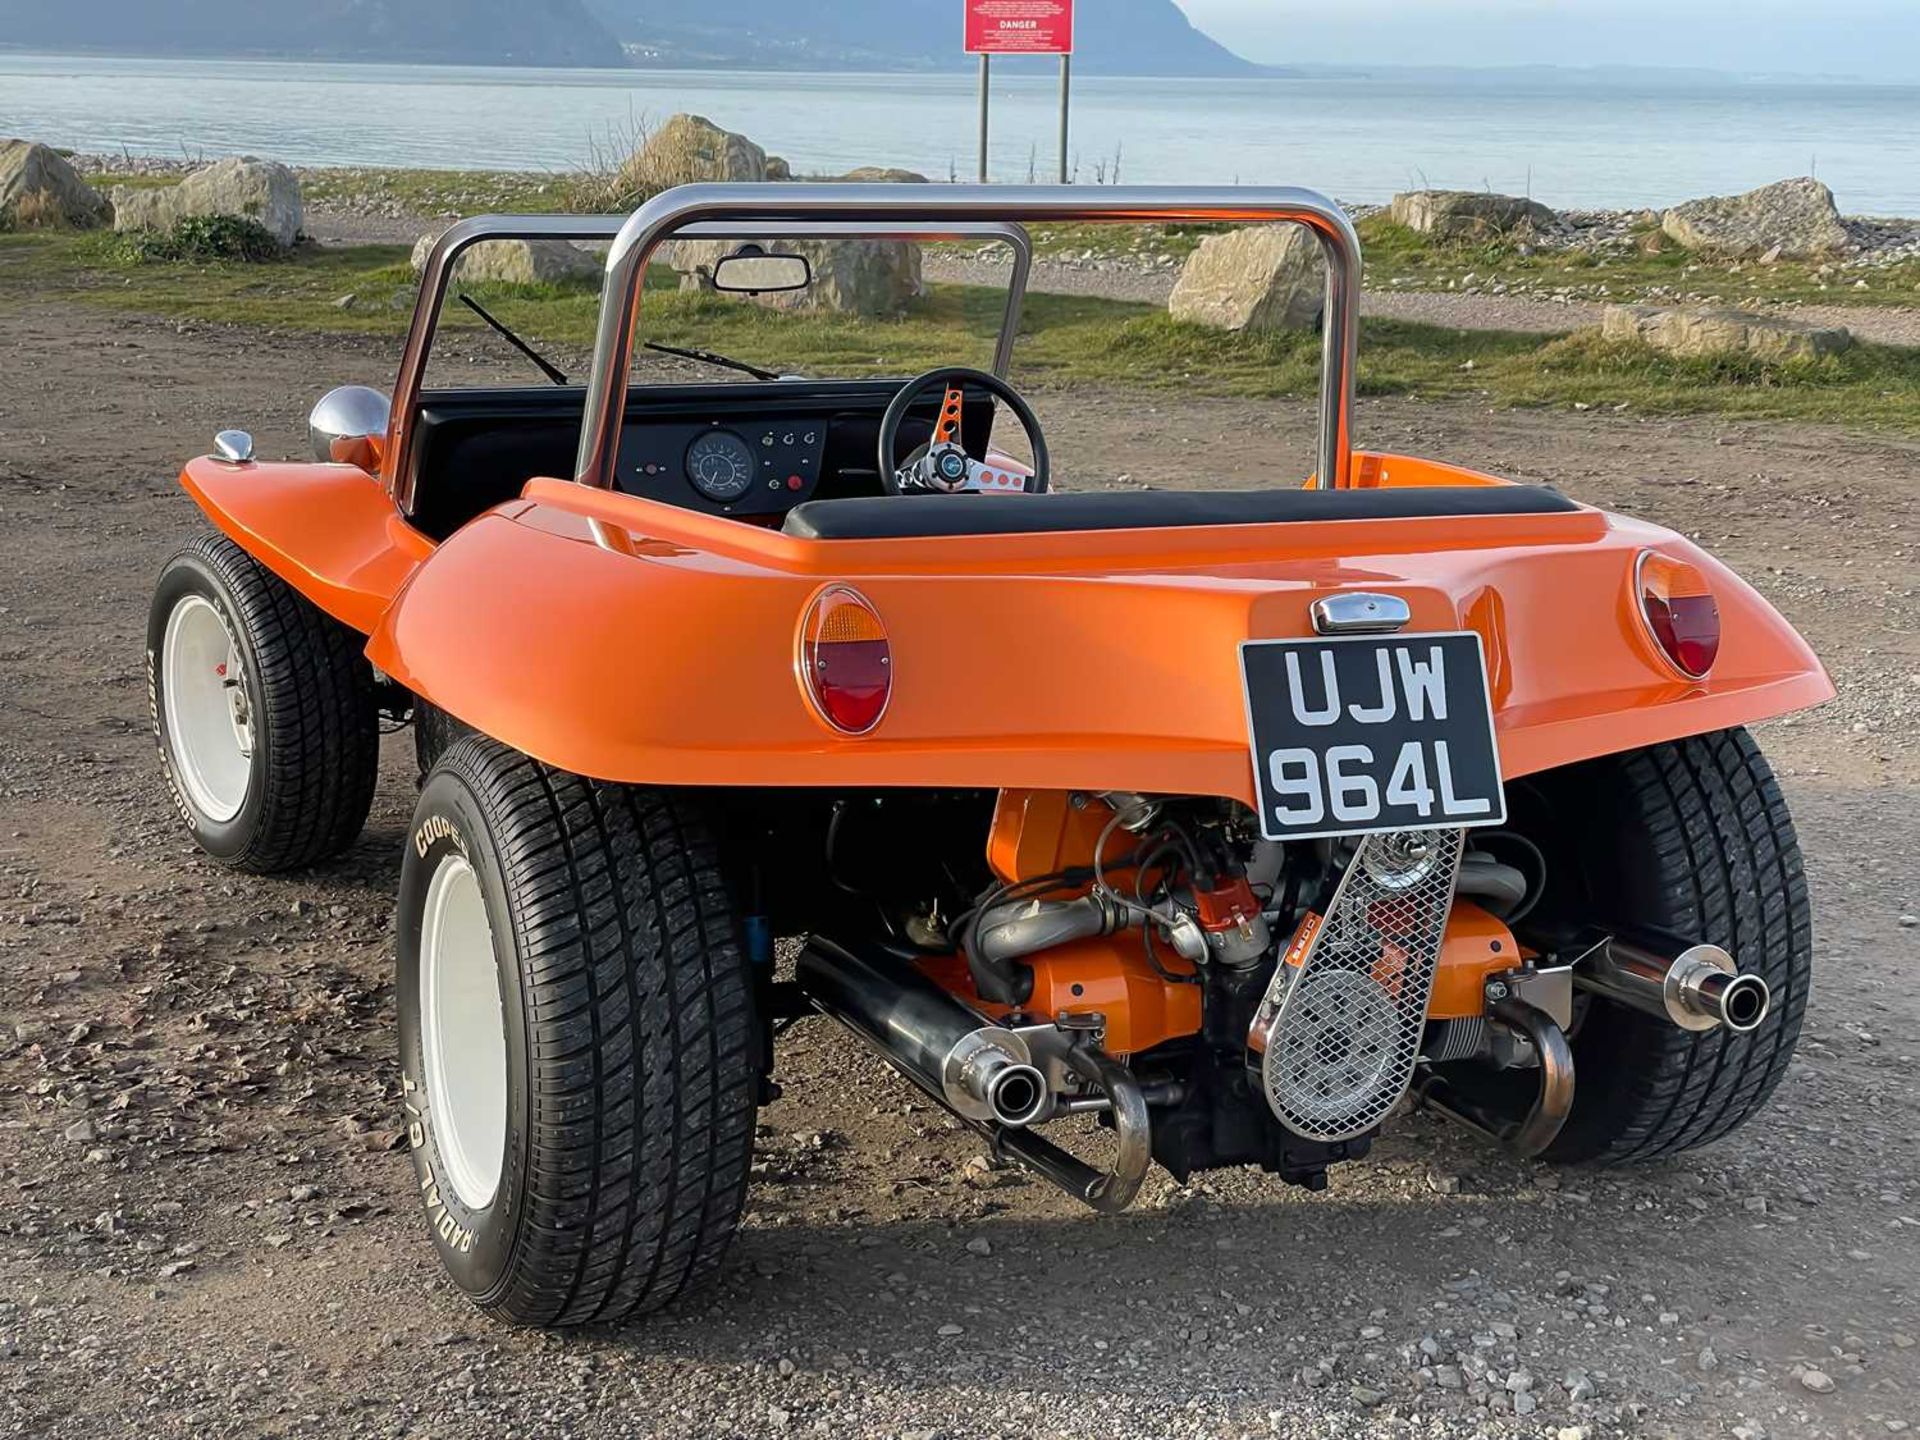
[
  {"x1": 181, "y1": 456, "x2": 430, "y2": 634},
  {"x1": 365, "y1": 476, "x2": 1831, "y2": 800}
]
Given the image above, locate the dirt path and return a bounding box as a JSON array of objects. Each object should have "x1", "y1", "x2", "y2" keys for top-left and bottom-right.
[{"x1": 0, "y1": 302, "x2": 1915, "y2": 1440}]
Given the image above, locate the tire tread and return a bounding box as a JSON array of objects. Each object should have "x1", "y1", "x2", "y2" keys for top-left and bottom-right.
[
  {"x1": 435, "y1": 737, "x2": 756, "y2": 1326},
  {"x1": 1547, "y1": 727, "x2": 1811, "y2": 1165},
  {"x1": 158, "y1": 534, "x2": 378, "y2": 872}
]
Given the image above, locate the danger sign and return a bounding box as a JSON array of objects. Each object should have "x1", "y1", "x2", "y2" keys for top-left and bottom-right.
[{"x1": 965, "y1": 0, "x2": 1074, "y2": 55}]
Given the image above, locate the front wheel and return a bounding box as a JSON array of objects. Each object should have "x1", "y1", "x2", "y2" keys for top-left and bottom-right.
[
  {"x1": 1539, "y1": 727, "x2": 1813, "y2": 1165},
  {"x1": 148, "y1": 534, "x2": 379, "y2": 872},
  {"x1": 397, "y1": 737, "x2": 759, "y2": 1327}
]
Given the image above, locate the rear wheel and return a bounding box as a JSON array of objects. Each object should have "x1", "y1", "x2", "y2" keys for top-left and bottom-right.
[
  {"x1": 1541, "y1": 727, "x2": 1812, "y2": 1164},
  {"x1": 397, "y1": 736, "x2": 759, "y2": 1327},
  {"x1": 148, "y1": 534, "x2": 378, "y2": 872}
]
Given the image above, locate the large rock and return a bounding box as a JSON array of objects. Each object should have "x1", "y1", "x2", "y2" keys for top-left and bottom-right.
[
  {"x1": 835, "y1": 166, "x2": 929, "y2": 184},
  {"x1": 1660, "y1": 177, "x2": 1850, "y2": 260},
  {"x1": 1389, "y1": 190, "x2": 1556, "y2": 242},
  {"x1": 0, "y1": 140, "x2": 109, "y2": 229},
  {"x1": 113, "y1": 156, "x2": 304, "y2": 247},
  {"x1": 1167, "y1": 225, "x2": 1324, "y2": 332},
  {"x1": 619, "y1": 114, "x2": 767, "y2": 197},
  {"x1": 1601, "y1": 304, "x2": 1852, "y2": 362},
  {"x1": 410, "y1": 231, "x2": 600, "y2": 285},
  {"x1": 674, "y1": 238, "x2": 921, "y2": 318}
]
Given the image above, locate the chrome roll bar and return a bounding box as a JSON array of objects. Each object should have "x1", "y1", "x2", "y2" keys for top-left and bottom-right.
[
  {"x1": 386, "y1": 213, "x2": 1034, "y2": 513},
  {"x1": 574, "y1": 184, "x2": 1362, "y2": 494}
]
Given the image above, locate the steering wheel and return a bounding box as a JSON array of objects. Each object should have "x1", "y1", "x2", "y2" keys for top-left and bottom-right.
[{"x1": 877, "y1": 366, "x2": 1050, "y2": 496}]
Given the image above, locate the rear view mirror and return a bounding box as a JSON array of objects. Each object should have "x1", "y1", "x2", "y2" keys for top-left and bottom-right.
[{"x1": 710, "y1": 246, "x2": 812, "y2": 295}]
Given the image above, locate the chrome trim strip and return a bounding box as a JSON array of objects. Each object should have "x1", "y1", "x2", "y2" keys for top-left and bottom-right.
[
  {"x1": 574, "y1": 184, "x2": 1361, "y2": 494},
  {"x1": 1310, "y1": 592, "x2": 1412, "y2": 635},
  {"x1": 386, "y1": 213, "x2": 1034, "y2": 513}
]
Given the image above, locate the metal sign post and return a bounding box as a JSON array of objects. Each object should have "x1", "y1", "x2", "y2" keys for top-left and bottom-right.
[
  {"x1": 1057, "y1": 53, "x2": 1071, "y2": 183},
  {"x1": 978, "y1": 54, "x2": 991, "y2": 183},
  {"x1": 965, "y1": 0, "x2": 1075, "y2": 184}
]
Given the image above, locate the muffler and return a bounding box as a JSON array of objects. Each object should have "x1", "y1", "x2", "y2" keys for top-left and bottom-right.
[
  {"x1": 796, "y1": 937, "x2": 1050, "y2": 1127},
  {"x1": 1577, "y1": 939, "x2": 1771, "y2": 1034},
  {"x1": 795, "y1": 936, "x2": 1153, "y2": 1211}
]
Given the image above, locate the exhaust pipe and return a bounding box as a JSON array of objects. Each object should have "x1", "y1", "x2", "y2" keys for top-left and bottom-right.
[
  {"x1": 795, "y1": 936, "x2": 1154, "y2": 1211},
  {"x1": 796, "y1": 937, "x2": 1050, "y2": 1127},
  {"x1": 1577, "y1": 940, "x2": 1771, "y2": 1034}
]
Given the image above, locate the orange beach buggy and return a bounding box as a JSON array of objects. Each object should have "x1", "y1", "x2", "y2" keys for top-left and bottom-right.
[{"x1": 147, "y1": 185, "x2": 1830, "y2": 1327}]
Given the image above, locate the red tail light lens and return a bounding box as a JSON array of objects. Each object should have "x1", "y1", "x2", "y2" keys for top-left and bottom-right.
[
  {"x1": 1636, "y1": 550, "x2": 1720, "y2": 679},
  {"x1": 799, "y1": 586, "x2": 891, "y2": 734}
]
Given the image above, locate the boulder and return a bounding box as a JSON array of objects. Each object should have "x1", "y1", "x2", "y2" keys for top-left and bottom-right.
[
  {"x1": 1660, "y1": 177, "x2": 1850, "y2": 260},
  {"x1": 619, "y1": 114, "x2": 767, "y2": 196},
  {"x1": 1167, "y1": 225, "x2": 1324, "y2": 332},
  {"x1": 764, "y1": 155, "x2": 792, "y2": 182},
  {"x1": 835, "y1": 166, "x2": 930, "y2": 184},
  {"x1": 674, "y1": 238, "x2": 921, "y2": 318},
  {"x1": 1389, "y1": 190, "x2": 1556, "y2": 242},
  {"x1": 112, "y1": 156, "x2": 304, "y2": 247},
  {"x1": 410, "y1": 230, "x2": 601, "y2": 285},
  {"x1": 1601, "y1": 304, "x2": 1853, "y2": 362},
  {"x1": 0, "y1": 140, "x2": 109, "y2": 229}
]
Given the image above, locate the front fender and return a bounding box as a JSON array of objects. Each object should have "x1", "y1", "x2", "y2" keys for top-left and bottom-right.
[
  {"x1": 181, "y1": 456, "x2": 430, "y2": 634},
  {"x1": 365, "y1": 480, "x2": 1832, "y2": 801}
]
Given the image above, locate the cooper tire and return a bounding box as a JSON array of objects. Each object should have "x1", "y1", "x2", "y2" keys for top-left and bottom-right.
[
  {"x1": 397, "y1": 736, "x2": 759, "y2": 1327},
  {"x1": 1539, "y1": 727, "x2": 1812, "y2": 1165},
  {"x1": 148, "y1": 533, "x2": 379, "y2": 873}
]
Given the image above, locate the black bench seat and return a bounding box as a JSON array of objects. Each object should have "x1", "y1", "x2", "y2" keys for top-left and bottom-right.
[{"x1": 780, "y1": 485, "x2": 1580, "y2": 541}]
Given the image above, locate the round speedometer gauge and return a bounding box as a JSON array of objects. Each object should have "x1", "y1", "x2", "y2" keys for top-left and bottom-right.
[{"x1": 685, "y1": 429, "x2": 756, "y2": 503}]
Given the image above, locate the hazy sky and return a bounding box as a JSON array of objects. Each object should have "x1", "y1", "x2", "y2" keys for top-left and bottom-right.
[{"x1": 1176, "y1": 0, "x2": 1920, "y2": 81}]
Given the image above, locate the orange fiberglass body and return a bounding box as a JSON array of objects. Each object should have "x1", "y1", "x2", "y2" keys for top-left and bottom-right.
[{"x1": 181, "y1": 447, "x2": 1831, "y2": 801}]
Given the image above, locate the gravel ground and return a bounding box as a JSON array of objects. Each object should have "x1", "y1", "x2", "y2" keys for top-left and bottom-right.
[{"x1": 0, "y1": 302, "x2": 1915, "y2": 1439}]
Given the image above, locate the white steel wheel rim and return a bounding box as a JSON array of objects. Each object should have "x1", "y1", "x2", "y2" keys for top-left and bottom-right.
[
  {"x1": 161, "y1": 593, "x2": 254, "y2": 823},
  {"x1": 419, "y1": 853, "x2": 509, "y2": 1211}
]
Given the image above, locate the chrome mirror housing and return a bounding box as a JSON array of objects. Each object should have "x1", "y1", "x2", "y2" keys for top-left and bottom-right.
[
  {"x1": 309, "y1": 385, "x2": 392, "y2": 469},
  {"x1": 212, "y1": 429, "x2": 255, "y2": 464}
]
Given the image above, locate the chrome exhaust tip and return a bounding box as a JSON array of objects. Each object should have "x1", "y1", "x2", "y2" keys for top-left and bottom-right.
[
  {"x1": 984, "y1": 1061, "x2": 1052, "y2": 1128},
  {"x1": 1577, "y1": 940, "x2": 1771, "y2": 1034},
  {"x1": 944, "y1": 1029, "x2": 1051, "y2": 1128},
  {"x1": 1692, "y1": 964, "x2": 1771, "y2": 1035}
]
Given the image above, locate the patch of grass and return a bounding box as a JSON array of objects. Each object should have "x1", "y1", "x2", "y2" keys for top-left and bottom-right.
[
  {"x1": 1356, "y1": 214, "x2": 1920, "y2": 311},
  {"x1": 3, "y1": 228, "x2": 1916, "y2": 431},
  {"x1": 0, "y1": 229, "x2": 419, "y2": 334},
  {"x1": 118, "y1": 215, "x2": 285, "y2": 264},
  {"x1": 1022, "y1": 221, "x2": 1225, "y2": 265}
]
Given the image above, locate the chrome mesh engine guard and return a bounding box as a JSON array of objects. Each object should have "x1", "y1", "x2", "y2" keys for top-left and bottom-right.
[{"x1": 1249, "y1": 829, "x2": 1466, "y2": 1141}]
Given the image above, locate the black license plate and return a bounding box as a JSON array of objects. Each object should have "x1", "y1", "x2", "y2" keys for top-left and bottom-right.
[{"x1": 1240, "y1": 632, "x2": 1506, "y2": 841}]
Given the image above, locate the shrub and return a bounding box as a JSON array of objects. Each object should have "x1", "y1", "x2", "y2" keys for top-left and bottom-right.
[{"x1": 120, "y1": 214, "x2": 283, "y2": 263}]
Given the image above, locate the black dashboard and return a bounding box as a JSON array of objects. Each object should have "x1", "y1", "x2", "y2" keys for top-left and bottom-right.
[
  {"x1": 616, "y1": 408, "x2": 831, "y2": 519},
  {"x1": 408, "y1": 378, "x2": 997, "y2": 539}
]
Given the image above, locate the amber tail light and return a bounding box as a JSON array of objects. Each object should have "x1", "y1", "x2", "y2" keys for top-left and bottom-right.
[
  {"x1": 799, "y1": 586, "x2": 892, "y2": 734},
  {"x1": 1636, "y1": 550, "x2": 1720, "y2": 679}
]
